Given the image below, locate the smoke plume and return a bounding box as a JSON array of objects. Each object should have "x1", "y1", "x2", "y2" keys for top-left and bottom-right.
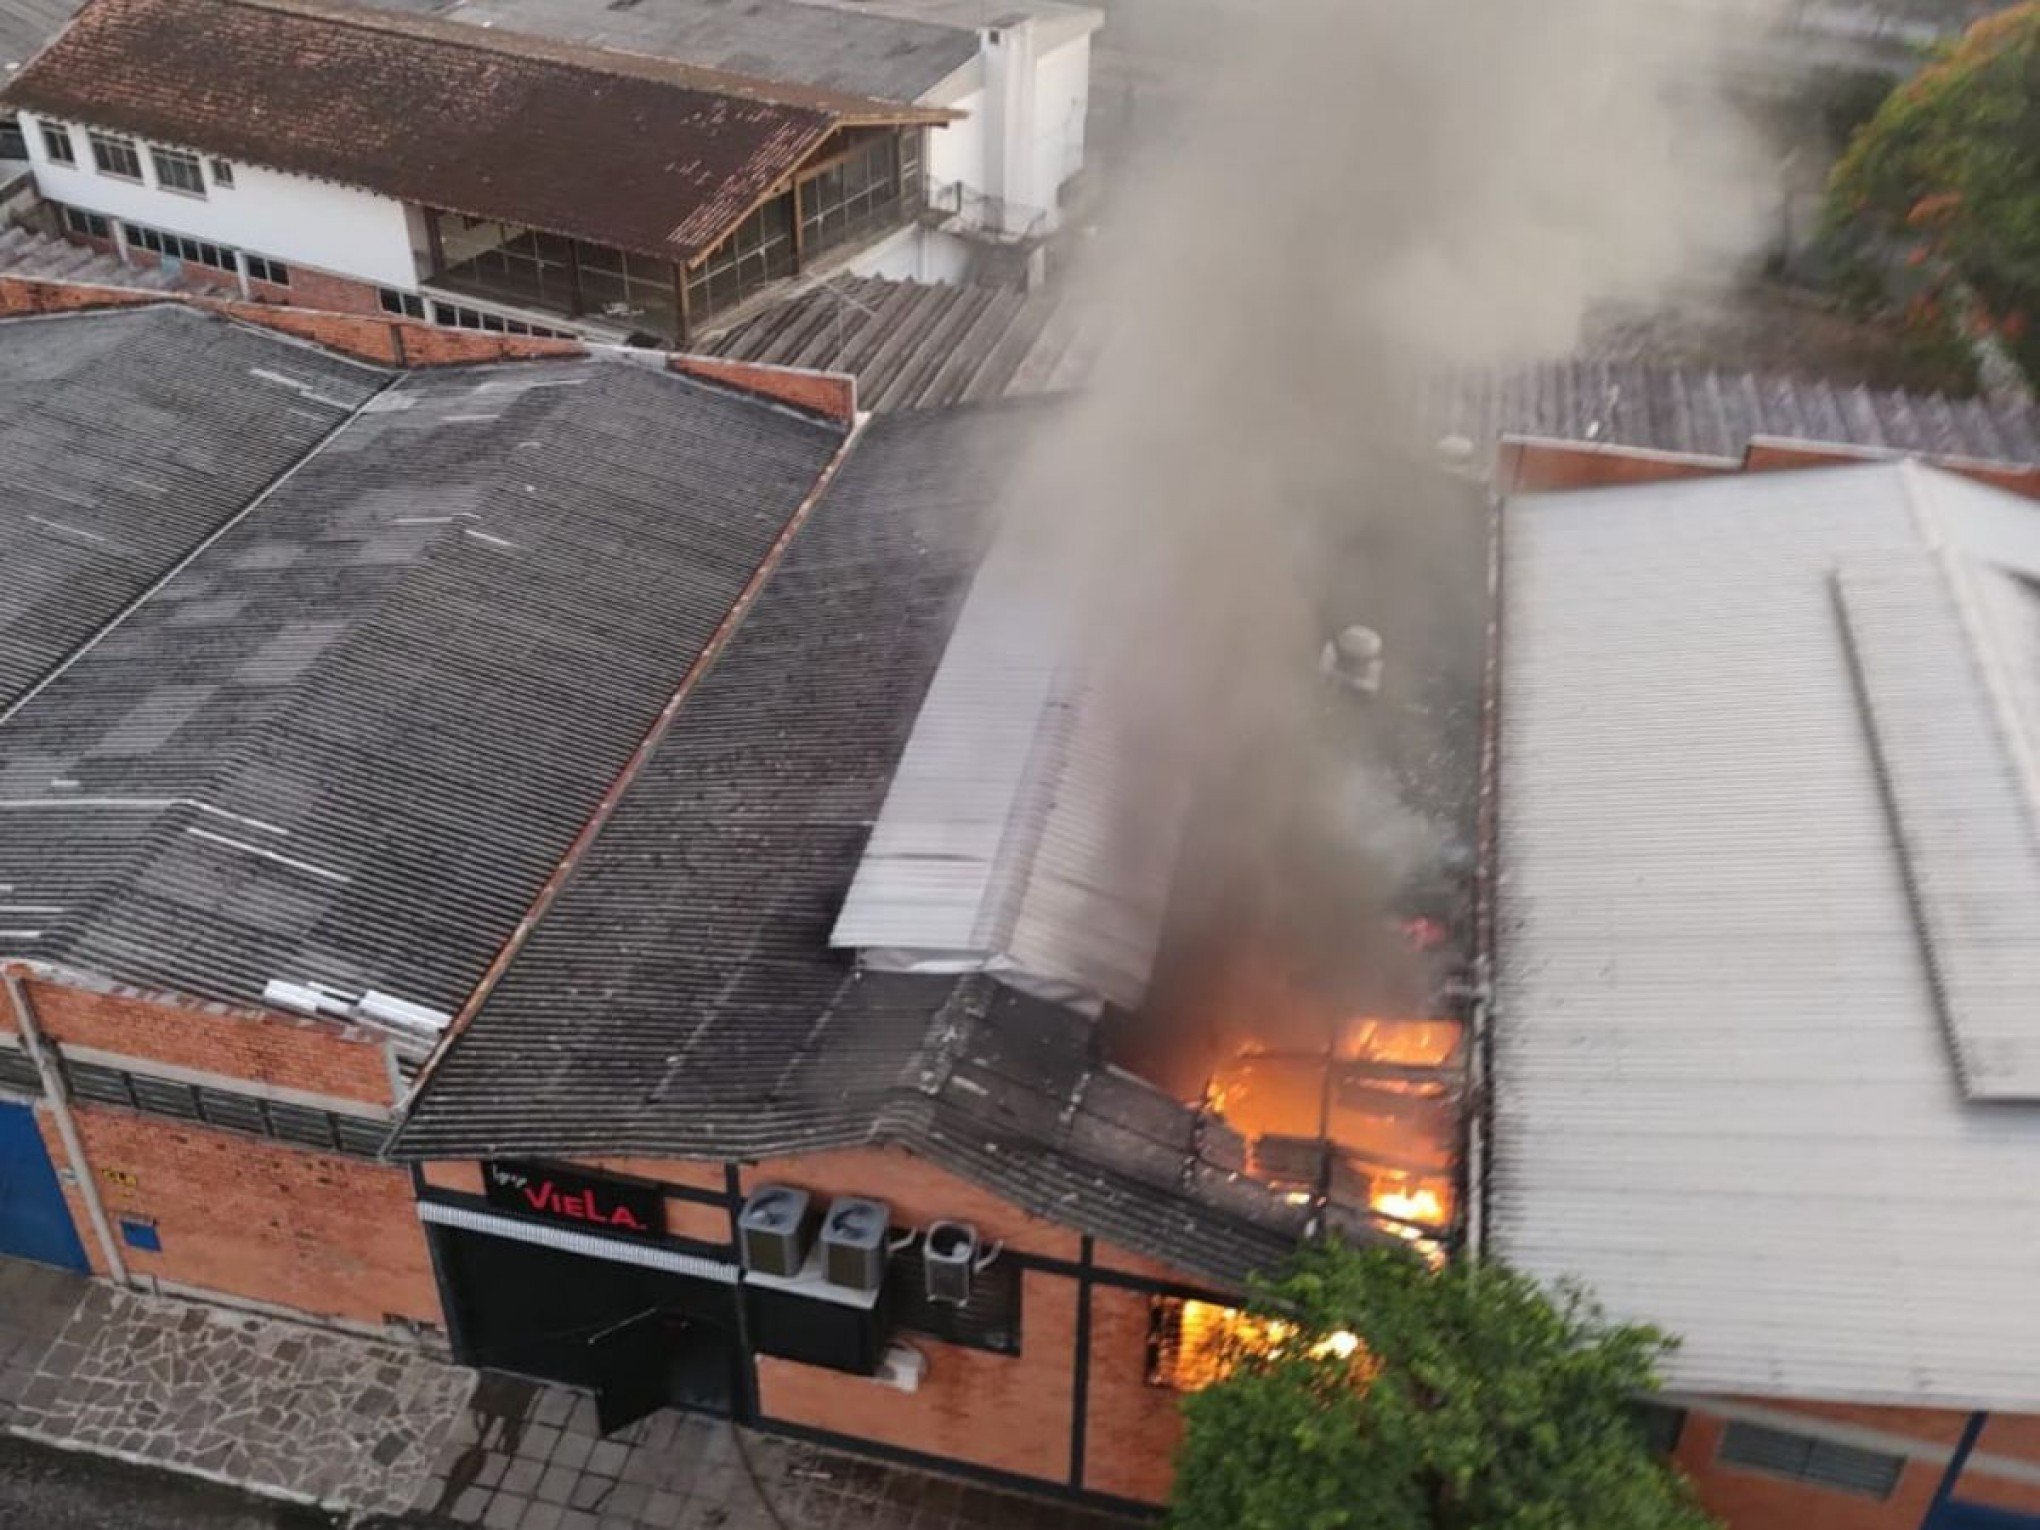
[{"x1": 992, "y1": 0, "x2": 1791, "y2": 1073}]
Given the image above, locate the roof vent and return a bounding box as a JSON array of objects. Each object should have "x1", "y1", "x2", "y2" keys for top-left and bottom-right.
[
  {"x1": 820, "y1": 1196, "x2": 890, "y2": 1293},
  {"x1": 738, "y1": 1185, "x2": 813, "y2": 1278}
]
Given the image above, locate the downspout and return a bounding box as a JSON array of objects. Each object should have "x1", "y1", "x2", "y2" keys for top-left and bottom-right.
[
  {"x1": 1463, "y1": 485, "x2": 1505, "y2": 1263},
  {"x1": 4, "y1": 969, "x2": 129, "y2": 1285}
]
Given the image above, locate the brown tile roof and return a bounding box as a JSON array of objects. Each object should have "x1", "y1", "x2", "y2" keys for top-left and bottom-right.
[{"x1": 2, "y1": 0, "x2": 951, "y2": 263}]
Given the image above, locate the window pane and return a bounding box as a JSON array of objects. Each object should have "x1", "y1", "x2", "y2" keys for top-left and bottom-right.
[
  {"x1": 0, "y1": 116, "x2": 25, "y2": 160},
  {"x1": 263, "y1": 1101, "x2": 337, "y2": 1150},
  {"x1": 0, "y1": 1049, "x2": 40, "y2": 1093},
  {"x1": 65, "y1": 1061, "x2": 133, "y2": 1108},
  {"x1": 128, "y1": 1075, "x2": 199, "y2": 1119},
  {"x1": 332, "y1": 1116, "x2": 389, "y2": 1158},
  {"x1": 89, "y1": 133, "x2": 140, "y2": 179},
  {"x1": 151, "y1": 147, "x2": 204, "y2": 196},
  {"x1": 35, "y1": 120, "x2": 72, "y2": 164},
  {"x1": 196, "y1": 1088, "x2": 267, "y2": 1135},
  {"x1": 210, "y1": 158, "x2": 233, "y2": 187}
]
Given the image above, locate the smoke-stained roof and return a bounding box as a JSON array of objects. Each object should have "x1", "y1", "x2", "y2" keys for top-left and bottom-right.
[
  {"x1": 391, "y1": 400, "x2": 1370, "y2": 1286},
  {"x1": 1492, "y1": 458, "x2": 2040, "y2": 1409}
]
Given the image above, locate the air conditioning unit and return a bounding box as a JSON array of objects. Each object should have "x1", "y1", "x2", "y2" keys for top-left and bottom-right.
[
  {"x1": 923, "y1": 1220, "x2": 979, "y2": 1305},
  {"x1": 873, "y1": 1343, "x2": 926, "y2": 1394},
  {"x1": 738, "y1": 1185, "x2": 813, "y2": 1278},
  {"x1": 820, "y1": 1196, "x2": 890, "y2": 1293}
]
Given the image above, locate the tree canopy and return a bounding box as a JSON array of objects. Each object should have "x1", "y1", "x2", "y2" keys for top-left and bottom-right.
[
  {"x1": 1167, "y1": 1241, "x2": 1717, "y2": 1530},
  {"x1": 1827, "y1": 3, "x2": 2040, "y2": 367}
]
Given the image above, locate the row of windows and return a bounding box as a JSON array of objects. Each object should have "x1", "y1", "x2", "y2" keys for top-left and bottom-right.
[
  {"x1": 0, "y1": 1046, "x2": 387, "y2": 1159},
  {"x1": 113, "y1": 217, "x2": 289, "y2": 287},
  {"x1": 38, "y1": 121, "x2": 235, "y2": 197},
  {"x1": 379, "y1": 287, "x2": 571, "y2": 338}
]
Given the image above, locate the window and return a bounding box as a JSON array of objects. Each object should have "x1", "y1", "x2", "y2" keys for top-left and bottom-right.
[
  {"x1": 426, "y1": 298, "x2": 570, "y2": 338},
  {"x1": 37, "y1": 120, "x2": 77, "y2": 166},
  {"x1": 61, "y1": 206, "x2": 110, "y2": 240},
  {"x1": 123, "y1": 222, "x2": 234, "y2": 272},
  {"x1": 150, "y1": 145, "x2": 205, "y2": 197},
  {"x1": 0, "y1": 1047, "x2": 40, "y2": 1094},
  {"x1": 0, "y1": 116, "x2": 25, "y2": 160},
  {"x1": 60, "y1": 1056, "x2": 387, "y2": 1159},
  {"x1": 1717, "y1": 1422, "x2": 1905, "y2": 1499},
  {"x1": 685, "y1": 192, "x2": 796, "y2": 321},
  {"x1": 378, "y1": 287, "x2": 426, "y2": 320},
  {"x1": 244, "y1": 254, "x2": 288, "y2": 286},
  {"x1": 209, "y1": 158, "x2": 233, "y2": 188},
  {"x1": 793, "y1": 130, "x2": 909, "y2": 271},
  {"x1": 89, "y1": 131, "x2": 142, "y2": 180}
]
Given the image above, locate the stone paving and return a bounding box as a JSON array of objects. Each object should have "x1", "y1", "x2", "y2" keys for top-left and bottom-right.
[
  {"x1": 11, "y1": 1283, "x2": 475, "y2": 1515},
  {"x1": 0, "y1": 1257, "x2": 1137, "y2": 1529},
  {"x1": 411, "y1": 1372, "x2": 1138, "y2": 1530}
]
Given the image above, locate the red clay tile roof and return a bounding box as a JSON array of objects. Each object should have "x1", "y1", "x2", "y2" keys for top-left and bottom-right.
[{"x1": 2, "y1": 0, "x2": 951, "y2": 263}]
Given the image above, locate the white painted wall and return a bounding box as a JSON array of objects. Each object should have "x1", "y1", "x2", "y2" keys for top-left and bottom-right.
[
  {"x1": 1031, "y1": 34, "x2": 1090, "y2": 222},
  {"x1": 924, "y1": 87, "x2": 986, "y2": 204},
  {"x1": 19, "y1": 113, "x2": 421, "y2": 289}
]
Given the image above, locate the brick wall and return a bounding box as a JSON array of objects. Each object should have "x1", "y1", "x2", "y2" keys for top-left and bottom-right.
[
  {"x1": 1673, "y1": 1412, "x2": 1942, "y2": 1530},
  {"x1": 24, "y1": 977, "x2": 394, "y2": 1107},
  {"x1": 667, "y1": 355, "x2": 856, "y2": 424},
  {"x1": 756, "y1": 1268, "x2": 1078, "y2": 1484},
  {"x1": 36, "y1": 1101, "x2": 437, "y2": 1328},
  {"x1": 1082, "y1": 1282, "x2": 1182, "y2": 1504},
  {"x1": 258, "y1": 265, "x2": 385, "y2": 318},
  {"x1": 738, "y1": 1146, "x2": 1083, "y2": 1262}
]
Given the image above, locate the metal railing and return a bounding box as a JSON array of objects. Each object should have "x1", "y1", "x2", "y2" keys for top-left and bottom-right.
[{"x1": 921, "y1": 179, "x2": 1052, "y2": 244}]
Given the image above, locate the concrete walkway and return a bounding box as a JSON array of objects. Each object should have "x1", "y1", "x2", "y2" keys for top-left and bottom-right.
[{"x1": 0, "y1": 1259, "x2": 1137, "y2": 1529}]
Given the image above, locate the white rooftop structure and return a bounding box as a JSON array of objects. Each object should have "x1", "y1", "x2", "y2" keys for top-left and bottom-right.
[
  {"x1": 1491, "y1": 457, "x2": 2040, "y2": 1409},
  {"x1": 831, "y1": 530, "x2": 1189, "y2": 1015}
]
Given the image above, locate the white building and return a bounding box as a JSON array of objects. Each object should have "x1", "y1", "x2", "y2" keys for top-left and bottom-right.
[{"x1": 0, "y1": 0, "x2": 1076, "y2": 341}]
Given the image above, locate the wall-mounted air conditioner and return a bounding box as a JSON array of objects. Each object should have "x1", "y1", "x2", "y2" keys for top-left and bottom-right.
[
  {"x1": 820, "y1": 1196, "x2": 891, "y2": 1293},
  {"x1": 738, "y1": 1185, "x2": 813, "y2": 1278}
]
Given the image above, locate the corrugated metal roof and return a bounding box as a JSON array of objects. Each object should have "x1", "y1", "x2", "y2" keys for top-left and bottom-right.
[
  {"x1": 1492, "y1": 459, "x2": 2040, "y2": 1409},
  {"x1": 698, "y1": 276, "x2": 1090, "y2": 412},
  {"x1": 387, "y1": 0, "x2": 982, "y2": 104},
  {"x1": 0, "y1": 0, "x2": 73, "y2": 66},
  {"x1": 0, "y1": 355, "x2": 846, "y2": 1016},
  {"x1": 2, "y1": 0, "x2": 946, "y2": 266},
  {"x1": 831, "y1": 528, "x2": 1185, "y2": 1012},
  {"x1": 0, "y1": 304, "x2": 387, "y2": 715},
  {"x1": 1431, "y1": 360, "x2": 2040, "y2": 466}
]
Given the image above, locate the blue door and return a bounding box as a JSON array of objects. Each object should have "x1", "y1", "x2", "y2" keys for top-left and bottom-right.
[
  {"x1": 0, "y1": 1101, "x2": 87, "y2": 1271},
  {"x1": 1933, "y1": 1503, "x2": 2040, "y2": 1530}
]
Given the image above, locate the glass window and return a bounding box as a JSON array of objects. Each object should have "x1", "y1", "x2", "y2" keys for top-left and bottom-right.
[
  {"x1": 37, "y1": 120, "x2": 76, "y2": 166},
  {"x1": 128, "y1": 1075, "x2": 199, "y2": 1119},
  {"x1": 245, "y1": 255, "x2": 288, "y2": 286},
  {"x1": 150, "y1": 146, "x2": 205, "y2": 197},
  {"x1": 1717, "y1": 1422, "x2": 1904, "y2": 1499},
  {"x1": 263, "y1": 1101, "x2": 337, "y2": 1150},
  {"x1": 196, "y1": 1088, "x2": 266, "y2": 1135},
  {"x1": 61, "y1": 205, "x2": 109, "y2": 239},
  {"x1": 0, "y1": 116, "x2": 25, "y2": 160},
  {"x1": 64, "y1": 1060, "x2": 134, "y2": 1108},
  {"x1": 0, "y1": 1048, "x2": 40, "y2": 1094},
  {"x1": 332, "y1": 1115, "x2": 390, "y2": 1158},
  {"x1": 88, "y1": 131, "x2": 142, "y2": 180},
  {"x1": 209, "y1": 158, "x2": 233, "y2": 188}
]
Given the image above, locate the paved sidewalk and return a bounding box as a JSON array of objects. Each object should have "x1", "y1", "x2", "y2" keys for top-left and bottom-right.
[{"x1": 0, "y1": 1260, "x2": 1137, "y2": 1530}]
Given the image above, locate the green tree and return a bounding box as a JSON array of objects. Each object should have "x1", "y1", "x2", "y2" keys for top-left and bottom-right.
[
  {"x1": 1167, "y1": 1241, "x2": 1717, "y2": 1530},
  {"x1": 1826, "y1": 4, "x2": 2040, "y2": 371}
]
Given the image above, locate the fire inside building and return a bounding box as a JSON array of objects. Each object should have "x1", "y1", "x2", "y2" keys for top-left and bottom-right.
[{"x1": 0, "y1": 289, "x2": 1489, "y2": 1510}]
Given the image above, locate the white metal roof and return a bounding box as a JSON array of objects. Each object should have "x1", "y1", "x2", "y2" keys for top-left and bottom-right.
[
  {"x1": 830, "y1": 529, "x2": 1187, "y2": 1014},
  {"x1": 1491, "y1": 458, "x2": 2040, "y2": 1409}
]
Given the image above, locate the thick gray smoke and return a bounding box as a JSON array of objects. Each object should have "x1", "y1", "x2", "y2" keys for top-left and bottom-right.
[{"x1": 992, "y1": 0, "x2": 1791, "y2": 1069}]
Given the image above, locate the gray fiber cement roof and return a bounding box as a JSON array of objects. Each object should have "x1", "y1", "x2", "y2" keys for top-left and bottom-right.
[
  {"x1": 377, "y1": 0, "x2": 980, "y2": 102},
  {"x1": 0, "y1": 306, "x2": 385, "y2": 718},
  {"x1": 0, "y1": 334, "x2": 846, "y2": 1020},
  {"x1": 392, "y1": 401, "x2": 1341, "y2": 1286},
  {"x1": 0, "y1": 0, "x2": 76, "y2": 67}
]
